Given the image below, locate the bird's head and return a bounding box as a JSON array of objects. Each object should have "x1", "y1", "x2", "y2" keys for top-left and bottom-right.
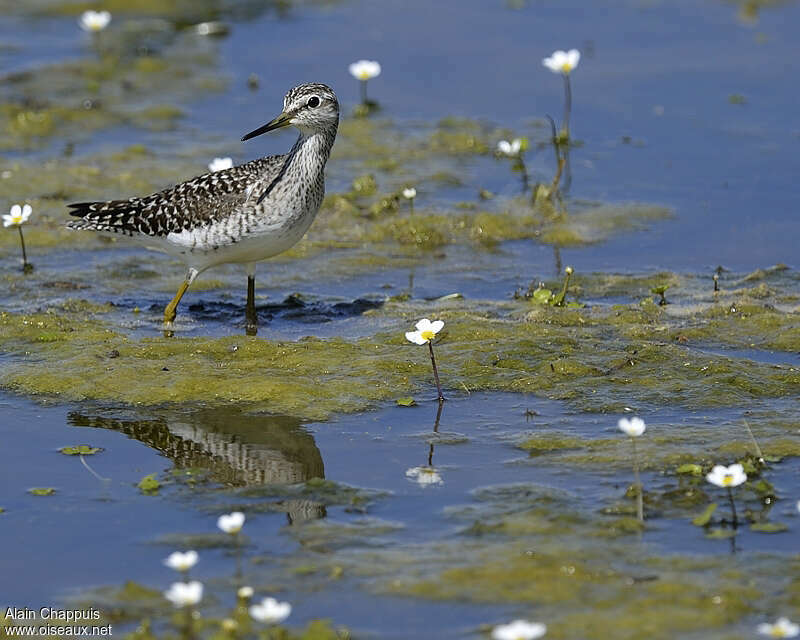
[{"x1": 241, "y1": 83, "x2": 339, "y2": 141}]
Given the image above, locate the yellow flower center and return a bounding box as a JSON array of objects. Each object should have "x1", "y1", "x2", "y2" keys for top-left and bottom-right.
[
  {"x1": 561, "y1": 63, "x2": 572, "y2": 73},
  {"x1": 420, "y1": 330, "x2": 435, "y2": 342},
  {"x1": 358, "y1": 71, "x2": 371, "y2": 80},
  {"x1": 722, "y1": 474, "x2": 733, "y2": 486},
  {"x1": 770, "y1": 629, "x2": 786, "y2": 638}
]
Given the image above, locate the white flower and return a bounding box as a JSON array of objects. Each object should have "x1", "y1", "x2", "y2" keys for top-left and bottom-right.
[
  {"x1": 249, "y1": 597, "x2": 292, "y2": 624},
  {"x1": 406, "y1": 466, "x2": 443, "y2": 486},
  {"x1": 208, "y1": 157, "x2": 233, "y2": 172},
  {"x1": 217, "y1": 511, "x2": 245, "y2": 534},
  {"x1": 618, "y1": 417, "x2": 646, "y2": 437},
  {"x1": 164, "y1": 550, "x2": 198, "y2": 572},
  {"x1": 757, "y1": 618, "x2": 800, "y2": 638},
  {"x1": 402, "y1": 187, "x2": 417, "y2": 199},
  {"x1": 3, "y1": 204, "x2": 32, "y2": 228},
  {"x1": 405, "y1": 318, "x2": 444, "y2": 345},
  {"x1": 706, "y1": 463, "x2": 747, "y2": 488},
  {"x1": 497, "y1": 139, "x2": 522, "y2": 156},
  {"x1": 348, "y1": 60, "x2": 381, "y2": 81},
  {"x1": 238, "y1": 586, "x2": 254, "y2": 599},
  {"x1": 79, "y1": 10, "x2": 111, "y2": 32},
  {"x1": 492, "y1": 619, "x2": 547, "y2": 640},
  {"x1": 164, "y1": 581, "x2": 203, "y2": 608},
  {"x1": 542, "y1": 49, "x2": 580, "y2": 74}
]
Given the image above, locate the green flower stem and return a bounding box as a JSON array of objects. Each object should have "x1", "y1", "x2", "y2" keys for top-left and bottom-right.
[
  {"x1": 428, "y1": 341, "x2": 444, "y2": 402},
  {"x1": 183, "y1": 606, "x2": 194, "y2": 640},
  {"x1": 17, "y1": 226, "x2": 28, "y2": 268},
  {"x1": 518, "y1": 154, "x2": 529, "y2": 192},
  {"x1": 727, "y1": 486, "x2": 738, "y2": 528},
  {"x1": 632, "y1": 437, "x2": 643, "y2": 522},
  {"x1": 562, "y1": 73, "x2": 572, "y2": 138},
  {"x1": 360, "y1": 79, "x2": 368, "y2": 105},
  {"x1": 409, "y1": 198, "x2": 414, "y2": 214}
]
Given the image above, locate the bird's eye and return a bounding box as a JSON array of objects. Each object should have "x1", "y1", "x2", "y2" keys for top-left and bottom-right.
[{"x1": 306, "y1": 96, "x2": 320, "y2": 108}]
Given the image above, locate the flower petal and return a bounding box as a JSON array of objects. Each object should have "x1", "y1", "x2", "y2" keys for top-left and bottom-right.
[{"x1": 405, "y1": 331, "x2": 427, "y2": 345}]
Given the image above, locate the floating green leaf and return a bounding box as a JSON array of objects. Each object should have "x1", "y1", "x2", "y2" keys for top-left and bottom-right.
[
  {"x1": 59, "y1": 444, "x2": 102, "y2": 456},
  {"x1": 750, "y1": 522, "x2": 788, "y2": 533},
  {"x1": 532, "y1": 287, "x2": 553, "y2": 304},
  {"x1": 396, "y1": 397, "x2": 416, "y2": 407},
  {"x1": 692, "y1": 503, "x2": 717, "y2": 526},
  {"x1": 137, "y1": 473, "x2": 160, "y2": 494},
  {"x1": 705, "y1": 527, "x2": 736, "y2": 539},
  {"x1": 676, "y1": 463, "x2": 703, "y2": 476},
  {"x1": 29, "y1": 487, "x2": 55, "y2": 496}
]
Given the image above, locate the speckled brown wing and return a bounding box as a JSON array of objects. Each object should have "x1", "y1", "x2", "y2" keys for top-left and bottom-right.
[{"x1": 66, "y1": 155, "x2": 287, "y2": 237}]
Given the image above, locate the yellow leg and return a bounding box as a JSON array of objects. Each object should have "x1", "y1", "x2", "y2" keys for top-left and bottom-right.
[{"x1": 163, "y1": 268, "x2": 198, "y2": 325}]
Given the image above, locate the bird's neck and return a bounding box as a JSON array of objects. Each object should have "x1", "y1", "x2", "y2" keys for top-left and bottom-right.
[{"x1": 288, "y1": 128, "x2": 336, "y2": 171}]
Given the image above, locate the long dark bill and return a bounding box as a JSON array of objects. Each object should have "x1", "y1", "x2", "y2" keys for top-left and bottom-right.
[{"x1": 241, "y1": 112, "x2": 293, "y2": 141}]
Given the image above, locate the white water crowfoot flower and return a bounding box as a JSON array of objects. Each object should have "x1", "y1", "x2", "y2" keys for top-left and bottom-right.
[
  {"x1": 164, "y1": 581, "x2": 203, "y2": 607},
  {"x1": 402, "y1": 187, "x2": 416, "y2": 212},
  {"x1": 249, "y1": 597, "x2": 291, "y2": 624},
  {"x1": 758, "y1": 618, "x2": 800, "y2": 638},
  {"x1": 349, "y1": 60, "x2": 381, "y2": 106},
  {"x1": 79, "y1": 10, "x2": 111, "y2": 32},
  {"x1": 618, "y1": 417, "x2": 646, "y2": 437},
  {"x1": 497, "y1": 139, "x2": 522, "y2": 156},
  {"x1": 706, "y1": 463, "x2": 747, "y2": 488},
  {"x1": 217, "y1": 511, "x2": 245, "y2": 534},
  {"x1": 405, "y1": 318, "x2": 444, "y2": 345},
  {"x1": 618, "y1": 416, "x2": 646, "y2": 521},
  {"x1": 348, "y1": 59, "x2": 381, "y2": 81},
  {"x1": 406, "y1": 466, "x2": 443, "y2": 486},
  {"x1": 164, "y1": 550, "x2": 198, "y2": 572},
  {"x1": 405, "y1": 318, "x2": 445, "y2": 402},
  {"x1": 542, "y1": 49, "x2": 580, "y2": 74},
  {"x1": 491, "y1": 619, "x2": 547, "y2": 640},
  {"x1": 237, "y1": 586, "x2": 254, "y2": 600},
  {"x1": 208, "y1": 157, "x2": 233, "y2": 172},
  {"x1": 4, "y1": 204, "x2": 33, "y2": 272},
  {"x1": 3, "y1": 204, "x2": 32, "y2": 227}
]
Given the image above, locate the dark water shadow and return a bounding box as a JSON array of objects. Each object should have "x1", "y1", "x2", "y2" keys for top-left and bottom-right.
[
  {"x1": 183, "y1": 293, "x2": 385, "y2": 326},
  {"x1": 68, "y1": 407, "x2": 326, "y2": 523}
]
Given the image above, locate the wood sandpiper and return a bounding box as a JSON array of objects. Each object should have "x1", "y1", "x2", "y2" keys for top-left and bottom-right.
[{"x1": 67, "y1": 83, "x2": 339, "y2": 335}]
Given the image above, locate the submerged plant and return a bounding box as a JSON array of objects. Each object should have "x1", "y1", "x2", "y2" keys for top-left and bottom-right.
[
  {"x1": 491, "y1": 619, "x2": 547, "y2": 640},
  {"x1": 405, "y1": 318, "x2": 445, "y2": 402},
  {"x1": 348, "y1": 59, "x2": 381, "y2": 107},
  {"x1": 618, "y1": 417, "x2": 646, "y2": 522},
  {"x1": 3, "y1": 204, "x2": 33, "y2": 273}
]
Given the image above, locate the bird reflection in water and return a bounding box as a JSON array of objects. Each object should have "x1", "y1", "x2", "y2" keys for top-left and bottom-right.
[{"x1": 68, "y1": 407, "x2": 326, "y2": 524}]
